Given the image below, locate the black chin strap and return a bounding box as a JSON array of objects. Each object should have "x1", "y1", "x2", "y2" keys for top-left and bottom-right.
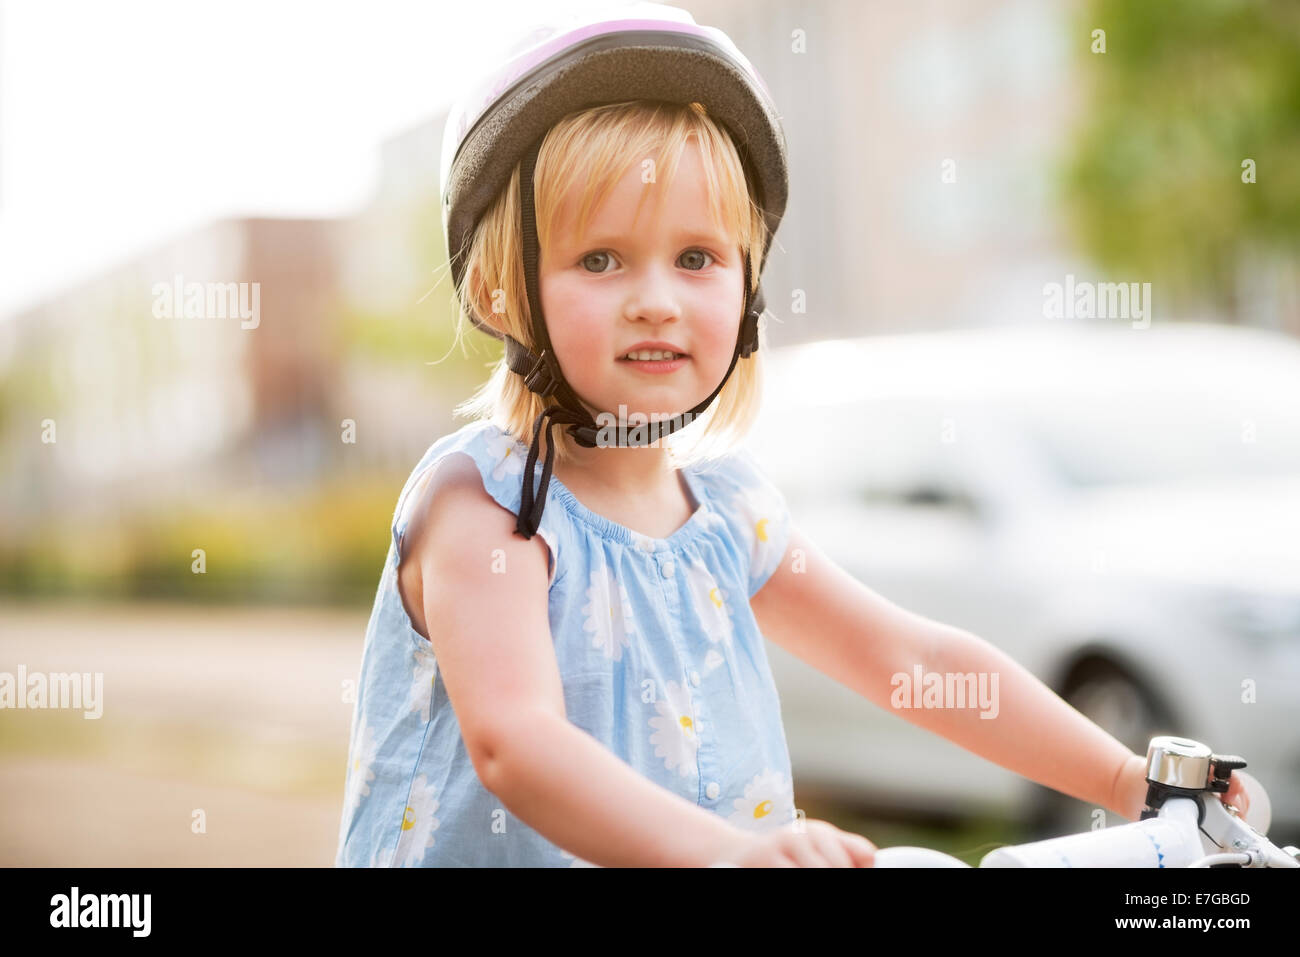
[
  {"x1": 507, "y1": 135, "x2": 766, "y2": 539},
  {"x1": 516, "y1": 403, "x2": 590, "y2": 541}
]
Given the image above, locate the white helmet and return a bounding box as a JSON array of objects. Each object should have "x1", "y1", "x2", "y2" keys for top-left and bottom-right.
[{"x1": 438, "y1": 2, "x2": 788, "y2": 539}]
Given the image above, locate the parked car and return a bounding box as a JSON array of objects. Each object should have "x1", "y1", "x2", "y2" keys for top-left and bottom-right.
[{"x1": 748, "y1": 320, "x2": 1300, "y2": 841}]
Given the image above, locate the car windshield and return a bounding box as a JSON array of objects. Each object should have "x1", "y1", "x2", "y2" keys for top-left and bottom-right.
[{"x1": 1016, "y1": 382, "x2": 1300, "y2": 487}]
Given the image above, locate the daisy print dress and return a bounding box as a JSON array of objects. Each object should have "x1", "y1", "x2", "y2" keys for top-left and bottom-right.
[{"x1": 334, "y1": 418, "x2": 795, "y2": 867}]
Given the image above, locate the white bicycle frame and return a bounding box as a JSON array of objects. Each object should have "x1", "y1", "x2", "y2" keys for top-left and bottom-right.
[{"x1": 873, "y1": 736, "x2": 1300, "y2": 868}]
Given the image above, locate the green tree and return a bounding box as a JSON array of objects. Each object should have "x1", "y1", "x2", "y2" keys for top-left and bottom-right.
[{"x1": 1061, "y1": 0, "x2": 1300, "y2": 321}]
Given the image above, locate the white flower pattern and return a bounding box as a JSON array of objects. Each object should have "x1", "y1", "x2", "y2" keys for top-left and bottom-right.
[
  {"x1": 487, "y1": 431, "x2": 526, "y2": 482},
  {"x1": 628, "y1": 530, "x2": 658, "y2": 553},
  {"x1": 408, "y1": 639, "x2": 438, "y2": 722},
  {"x1": 393, "y1": 774, "x2": 441, "y2": 867},
  {"x1": 728, "y1": 768, "x2": 796, "y2": 832},
  {"x1": 344, "y1": 713, "x2": 378, "y2": 812},
  {"x1": 684, "y1": 559, "x2": 733, "y2": 645},
  {"x1": 729, "y1": 477, "x2": 786, "y2": 593},
  {"x1": 580, "y1": 564, "x2": 635, "y2": 660},
  {"x1": 559, "y1": 848, "x2": 600, "y2": 868},
  {"x1": 648, "y1": 679, "x2": 700, "y2": 776}
]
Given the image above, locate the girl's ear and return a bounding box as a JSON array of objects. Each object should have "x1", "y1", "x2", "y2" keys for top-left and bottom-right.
[{"x1": 468, "y1": 265, "x2": 505, "y2": 336}]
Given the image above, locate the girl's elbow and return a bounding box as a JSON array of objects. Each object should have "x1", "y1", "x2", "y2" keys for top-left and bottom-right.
[{"x1": 466, "y1": 708, "x2": 562, "y2": 796}]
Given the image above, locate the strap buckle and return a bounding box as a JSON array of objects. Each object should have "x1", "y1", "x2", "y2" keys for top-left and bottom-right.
[
  {"x1": 738, "y1": 281, "x2": 765, "y2": 359},
  {"x1": 738, "y1": 310, "x2": 760, "y2": 359},
  {"x1": 522, "y1": 348, "x2": 558, "y2": 396},
  {"x1": 504, "y1": 336, "x2": 559, "y2": 397}
]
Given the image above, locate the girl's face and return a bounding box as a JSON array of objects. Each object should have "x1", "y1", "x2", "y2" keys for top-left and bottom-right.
[{"x1": 538, "y1": 140, "x2": 745, "y2": 425}]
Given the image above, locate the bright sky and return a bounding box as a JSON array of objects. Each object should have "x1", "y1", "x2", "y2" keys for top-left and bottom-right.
[{"x1": 0, "y1": 0, "x2": 629, "y2": 319}]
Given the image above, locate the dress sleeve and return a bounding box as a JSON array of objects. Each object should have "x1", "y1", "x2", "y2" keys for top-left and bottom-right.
[
  {"x1": 389, "y1": 424, "x2": 563, "y2": 588},
  {"x1": 699, "y1": 447, "x2": 793, "y2": 599}
]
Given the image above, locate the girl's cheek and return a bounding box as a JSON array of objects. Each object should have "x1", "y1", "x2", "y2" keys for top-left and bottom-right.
[
  {"x1": 567, "y1": 310, "x2": 613, "y2": 352},
  {"x1": 704, "y1": 301, "x2": 744, "y2": 353},
  {"x1": 544, "y1": 281, "x2": 603, "y2": 343}
]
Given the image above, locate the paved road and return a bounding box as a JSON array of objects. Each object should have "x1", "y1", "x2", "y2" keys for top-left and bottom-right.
[{"x1": 0, "y1": 600, "x2": 369, "y2": 866}]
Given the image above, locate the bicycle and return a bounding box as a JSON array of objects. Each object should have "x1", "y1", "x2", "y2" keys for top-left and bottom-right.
[{"x1": 870, "y1": 736, "x2": 1300, "y2": 867}]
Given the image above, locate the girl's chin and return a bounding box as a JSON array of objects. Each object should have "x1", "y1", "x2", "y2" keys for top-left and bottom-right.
[
  {"x1": 574, "y1": 389, "x2": 700, "y2": 417},
  {"x1": 591, "y1": 407, "x2": 686, "y2": 420}
]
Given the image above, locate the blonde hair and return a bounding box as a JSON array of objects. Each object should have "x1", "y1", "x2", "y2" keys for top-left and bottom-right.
[{"x1": 450, "y1": 99, "x2": 772, "y2": 469}]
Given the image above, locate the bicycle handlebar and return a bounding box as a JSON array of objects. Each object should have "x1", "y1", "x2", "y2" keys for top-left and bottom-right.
[{"x1": 871, "y1": 736, "x2": 1300, "y2": 868}]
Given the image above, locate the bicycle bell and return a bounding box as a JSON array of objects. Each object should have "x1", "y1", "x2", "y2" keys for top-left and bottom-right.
[{"x1": 1139, "y1": 736, "x2": 1247, "y2": 824}]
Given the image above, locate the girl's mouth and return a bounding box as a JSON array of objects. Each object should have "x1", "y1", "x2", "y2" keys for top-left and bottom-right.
[{"x1": 617, "y1": 353, "x2": 690, "y2": 373}]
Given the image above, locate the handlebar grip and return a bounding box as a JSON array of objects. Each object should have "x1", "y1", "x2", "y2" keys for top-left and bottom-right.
[
  {"x1": 872, "y1": 846, "x2": 971, "y2": 868},
  {"x1": 981, "y1": 798, "x2": 1203, "y2": 867}
]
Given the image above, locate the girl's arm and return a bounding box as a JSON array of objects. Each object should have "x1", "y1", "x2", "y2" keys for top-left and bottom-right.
[
  {"x1": 406, "y1": 455, "x2": 746, "y2": 866},
  {"x1": 750, "y1": 523, "x2": 1141, "y2": 820},
  {"x1": 478, "y1": 709, "x2": 747, "y2": 866}
]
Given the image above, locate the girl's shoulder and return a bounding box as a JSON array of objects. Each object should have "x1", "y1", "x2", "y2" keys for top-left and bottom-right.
[
  {"x1": 686, "y1": 445, "x2": 793, "y2": 599},
  {"x1": 687, "y1": 445, "x2": 788, "y2": 524},
  {"x1": 390, "y1": 419, "x2": 561, "y2": 586}
]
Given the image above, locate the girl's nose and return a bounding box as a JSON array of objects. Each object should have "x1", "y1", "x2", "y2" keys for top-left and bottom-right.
[{"x1": 624, "y1": 264, "x2": 681, "y2": 324}]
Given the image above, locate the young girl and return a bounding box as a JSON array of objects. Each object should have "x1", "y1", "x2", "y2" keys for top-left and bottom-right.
[{"x1": 334, "y1": 4, "x2": 1251, "y2": 868}]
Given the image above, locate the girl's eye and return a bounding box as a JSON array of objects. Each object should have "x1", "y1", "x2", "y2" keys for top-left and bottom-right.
[
  {"x1": 580, "y1": 251, "x2": 615, "y2": 273},
  {"x1": 580, "y1": 249, "x2": 716, "y2": 273},
  {"x1": 678, "y1": 249, "x2": 715, "y2": 271}
]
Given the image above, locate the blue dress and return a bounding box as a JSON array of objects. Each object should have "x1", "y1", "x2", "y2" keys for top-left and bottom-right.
[{"x1": 334, "y1": 418, "x2": 796, "y2": 866}]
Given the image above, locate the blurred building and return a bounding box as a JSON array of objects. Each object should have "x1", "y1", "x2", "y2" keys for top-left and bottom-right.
[
  {"x1": 686, "y1": 0, "x2": 1087, "y2": 338},
  {"x1": 0, "y1": 217, "x2": 349, "y2": 537},
  {"x1": 0, "y1": 123, "x2": 471, "y2": 539}
]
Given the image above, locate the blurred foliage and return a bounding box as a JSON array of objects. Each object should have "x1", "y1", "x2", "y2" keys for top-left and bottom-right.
[
  {"x1": 1061, "y1": 0, "x2": 1300, "y2": 314},
  {"x1": 339, "y1": 187, "x2": 501, "y2": 381},
  {"x1": 338, "y1": 300, "x2": 501, "y2": 398},
  {"x1": 0, "y1": 475, "x2": 406, "y2": 606},
  {"x1": 0, "y1": 333, "x2": 59, "y2": 422}
]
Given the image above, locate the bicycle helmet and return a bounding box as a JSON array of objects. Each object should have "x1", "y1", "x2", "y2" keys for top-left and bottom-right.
[{"x1": 439, "y1": 1, "x2": 788, "y2": 538}]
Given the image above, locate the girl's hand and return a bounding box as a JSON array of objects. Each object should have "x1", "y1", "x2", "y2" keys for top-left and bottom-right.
[
  {"x1": 1221, "y1": 769, "x2": 1251, "y2": 822},
  {"x1": 710, "y1": 819, "x2": 877, "y2": 867},
  {"x1": 1115, "y1": 753, "x2": 1256, "y2": 825}
]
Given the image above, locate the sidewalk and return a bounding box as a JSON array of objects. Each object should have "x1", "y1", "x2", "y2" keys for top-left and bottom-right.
[{"x1": 0, "y1": 600, "x2": 369, "y2": 866}]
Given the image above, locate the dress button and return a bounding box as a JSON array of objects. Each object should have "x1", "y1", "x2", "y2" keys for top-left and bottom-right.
[
  {"x1": 705, "y1": 781, "x2": 721, "y2": 800},
  {"x1": 661, "y1": 560, "x2": 675, "y2": 579},
  {"x1": 690, "y1": 671, "x2": 701, "y2": 687}
]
